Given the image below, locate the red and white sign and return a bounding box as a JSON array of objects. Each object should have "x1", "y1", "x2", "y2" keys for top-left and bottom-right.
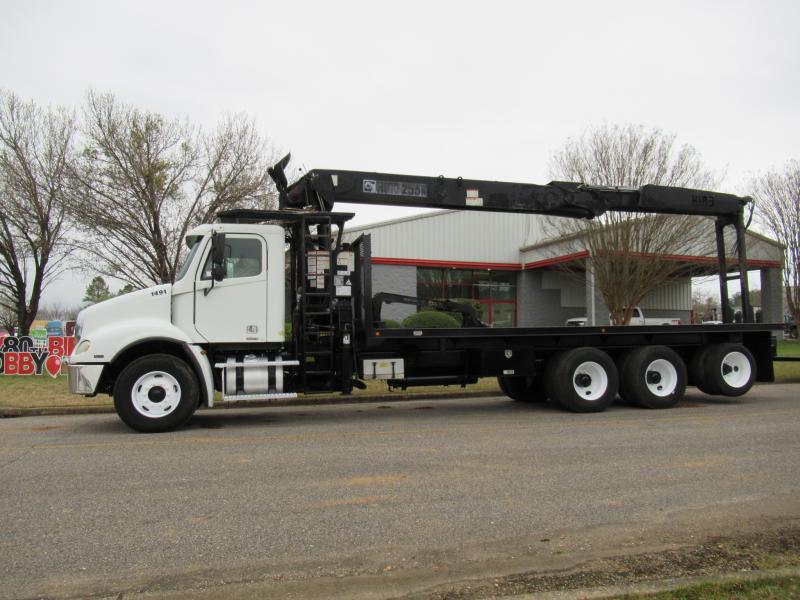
[{"x1": 0, "y1": 336, "x2": 75, "y2": 377}]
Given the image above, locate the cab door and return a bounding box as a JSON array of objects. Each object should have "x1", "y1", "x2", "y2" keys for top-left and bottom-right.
[{"x1": 194, "y1": 233, "x2": 267, "y2": 343}]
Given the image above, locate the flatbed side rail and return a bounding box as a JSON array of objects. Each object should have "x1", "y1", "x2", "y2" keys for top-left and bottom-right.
[{"x1": 368, "y1": 323, "x2": 782, "y2": 338}]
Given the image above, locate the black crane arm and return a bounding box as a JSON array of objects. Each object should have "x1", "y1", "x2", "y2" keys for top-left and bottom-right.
[
  {"x1": 271, "y1": 157, "x2": 749, "y2": 221},
  {"x1": 265, "y1": 155, "x2": 755, "y2": 324}
]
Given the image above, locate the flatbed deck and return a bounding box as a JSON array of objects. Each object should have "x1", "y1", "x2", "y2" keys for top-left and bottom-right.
[{"x1": 362, "y1": 323, "x2": 781, "y2": 385}]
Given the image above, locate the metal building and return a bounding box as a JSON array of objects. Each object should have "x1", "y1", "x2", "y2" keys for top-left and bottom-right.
[{"x1": 342, "y1": 211, "x2": 784, "y2": 327}]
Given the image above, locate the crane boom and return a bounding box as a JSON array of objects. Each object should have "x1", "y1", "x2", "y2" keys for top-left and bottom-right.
[
  {"x1": 271, "y1": 157, "x2": 749, "y2": 221},
  {"x1": 267, "y1": 155, "x2": 754, "y2": 323}
]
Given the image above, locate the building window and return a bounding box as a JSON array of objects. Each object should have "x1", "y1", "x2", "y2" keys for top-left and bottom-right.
[{"x1": 417, "y1": 268, "x2": 517, "y2": 326}]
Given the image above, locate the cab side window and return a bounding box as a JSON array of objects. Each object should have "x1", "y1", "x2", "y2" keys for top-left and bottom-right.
[{"x1": 201, "y1": 237, "x2": 263, "y2": 280}]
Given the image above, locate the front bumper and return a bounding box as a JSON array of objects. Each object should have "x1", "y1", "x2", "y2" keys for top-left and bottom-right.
[{"x1": 68, "y1": 363, "x2": 105, "y2": 395}]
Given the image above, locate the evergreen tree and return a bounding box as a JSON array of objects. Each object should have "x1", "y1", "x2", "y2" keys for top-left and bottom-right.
[{"x1": 83, "y1": 276, "x2": 112, "y2": 305}]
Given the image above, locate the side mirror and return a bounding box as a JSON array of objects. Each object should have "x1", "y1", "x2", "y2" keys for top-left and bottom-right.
[{"x1": 211, "y1": 232, "x2": 226, "y2": 282}]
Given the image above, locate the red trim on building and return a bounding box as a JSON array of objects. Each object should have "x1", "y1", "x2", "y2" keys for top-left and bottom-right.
[
  {"x1": 645, "y1": 255, "x2": 782, "y2": 268},
  {"x1": 740, "y1": 259, "x2": 782, "y2": 268},
  {"x1": 373, "y1": 253, "x2": 781, "y2": 271},
  {"x1": 371, "y1": 257, "x2": 521, "y2": 270},
  {"x1": 523, "y1": 251, "x2": 780, "y2": 270},
  {"x1": 523, "y1": 251, "x2": 590, "y2": 269}
]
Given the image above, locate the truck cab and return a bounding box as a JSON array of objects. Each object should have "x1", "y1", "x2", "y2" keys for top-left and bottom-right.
[
  {"x1": 68, "y1": 221, "x2": 290, "y2": 431},
  {"x1": 170, "y1": 223, "x2": 286, "y2": 345}
]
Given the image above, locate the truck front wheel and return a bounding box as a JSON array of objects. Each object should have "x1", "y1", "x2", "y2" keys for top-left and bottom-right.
[{"x1": 114, "y1": 354, "x2": 200, "y2": 433}]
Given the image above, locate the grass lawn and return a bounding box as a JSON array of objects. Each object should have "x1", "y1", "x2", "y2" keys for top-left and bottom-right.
[
  {"x1": 1, "y1": 341, "x2": 797, "y2": 410},
  {"x1": 606, "y1": 574, "x2": 800, "y2": 599},
  {"x1": 0, "y1": 374, "x2": 112, "y2": 409},
  {"x1": 775, "y1": 339, "x2": 800, "y2": 382}
]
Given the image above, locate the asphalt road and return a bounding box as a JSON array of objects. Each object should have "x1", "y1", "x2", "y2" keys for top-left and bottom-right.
[{"x1": 1, "y1": 384, "x2": 800, "y2": 599}]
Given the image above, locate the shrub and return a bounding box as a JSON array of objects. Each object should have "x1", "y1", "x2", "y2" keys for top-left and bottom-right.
[
  {"x1": 381, "y1": 319, "x2": 402, "y2": 329},
  {"x1": 420, "y1": 305, "x2": 462, "y2": 325},
  {"x1": 402, "y1": 311, "x2": 460, "y2": 329}
]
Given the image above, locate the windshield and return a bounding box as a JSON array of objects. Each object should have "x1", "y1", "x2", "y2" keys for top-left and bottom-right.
[{"x1": 174, "y1": 236, "x2": 203, "y2": 282}]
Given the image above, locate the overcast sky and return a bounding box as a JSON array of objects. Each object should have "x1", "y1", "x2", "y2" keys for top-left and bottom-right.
[{"x1": 1, "y1": 0, "x2": 798, "y2": 305}]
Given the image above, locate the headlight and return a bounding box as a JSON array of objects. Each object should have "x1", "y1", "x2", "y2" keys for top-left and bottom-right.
[{"x1": 75, "y1": 339, "x2": 91, "y2": 355}]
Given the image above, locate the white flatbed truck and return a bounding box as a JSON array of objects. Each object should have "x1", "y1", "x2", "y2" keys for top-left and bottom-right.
[{"x1": 68, "y1": 156, "x2": 780, "y2": 432}]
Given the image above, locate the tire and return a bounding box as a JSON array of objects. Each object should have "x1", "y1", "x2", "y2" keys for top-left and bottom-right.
[
  {"x1": 497, "y1": 375, "x2": 547, "y2": 403},
  {"x1": 497, "y1": 375, "x2": 511, "y2": 397},
  {"x1": 619, "y1": 346, "x2": 686, "y2": 409},
  {"x1": 114, "y1": 354, "x2": 200, "y2": 433},
  {"x1": 689, "y1": 346, "x2": 715, "y2": 394},
  {"x1": 615, "y1": 350, "x2": 642, "y2": 405},
  {"x1": 544, "y1": 348, "x2": 618, "y2": 413},
  {"x1": 702, "y1": 343, "x2": 756, "y2": 397}
]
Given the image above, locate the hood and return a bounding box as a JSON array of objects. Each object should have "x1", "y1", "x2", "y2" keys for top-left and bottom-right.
[{"x1": 76, "y1": 284, "x2": 173, "y2": 340}]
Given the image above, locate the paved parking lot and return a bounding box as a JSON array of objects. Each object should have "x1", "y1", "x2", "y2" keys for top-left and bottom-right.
[{"x1": 1, "y1": 384, "x2": 799, "y2": 599}]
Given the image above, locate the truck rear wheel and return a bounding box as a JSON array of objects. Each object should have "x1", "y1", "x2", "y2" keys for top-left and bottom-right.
[
  {"x1": 619, "y1": 346, "x2": 686, "y2": 409},
  {"x1": 497, "y1": 375, "x2": 547, "y2": 403},
  {"x1": 689, "y1": 346, "x2": 714, "y2": 394},
  {"x1": 114, "y1": 354, "x2": 199, "y2": 433},
  {"x1": 544, "y1": 348, "x2": 618, "y2": 413},
  {"x1": 702, "y1": 343, "x2": 756, "y2": 397}
]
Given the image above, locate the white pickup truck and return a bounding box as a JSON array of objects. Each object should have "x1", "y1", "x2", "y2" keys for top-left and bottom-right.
[{"x1": 565, "y1": 307, "x2": 683, "y2": 327}]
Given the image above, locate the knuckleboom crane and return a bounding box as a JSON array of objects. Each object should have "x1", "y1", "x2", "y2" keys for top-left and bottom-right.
[{"x1": 268, "y1": 154, "x2": 754, "y2": 323}]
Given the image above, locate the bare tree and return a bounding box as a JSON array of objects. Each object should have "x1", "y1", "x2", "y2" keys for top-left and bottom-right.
[
  {"x1": 71, "y1": 92, "x2": 277, "y2": 288},
  {"x1": 0, "y1": 303, "x2": 16, "y2": 333},
  {"x1": 751, "y1": 161, "x2": 800, "y2": 324},
  {"x1": 0, "y1": 91, "x2": 75, "y2": 335},
  {"x1": 36, "y1": 301, "x2": 81, "y2": 322},
  {"x1": 547, "y1": 124, "x2": 719, "y2": 324}
]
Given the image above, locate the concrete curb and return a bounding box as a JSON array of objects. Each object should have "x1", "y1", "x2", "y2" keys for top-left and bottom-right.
[
  {"x1": 0, "y1": 390, "x2": 501, "y2": 418},
  {"x1": 0, "y1": 405, "x2": 116, "y2": 418}
]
